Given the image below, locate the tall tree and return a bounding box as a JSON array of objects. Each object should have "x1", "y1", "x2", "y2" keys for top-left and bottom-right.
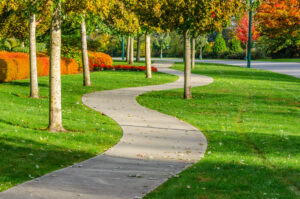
[
  {"x1": 196, "y1": 34, "x2": 208, "y2": 60},
  {"x1": 136, "y1": 35, "x2": 141, "y2": 62},
  {"x1": 256, "y1": 0, "x2": 300, "y2": 57},
  {"x1": 104, "y1": 0, "x2": 140, "y2": 64},
  {"x1": 145, "y1": 33, "x2": 152, "y2": 78},
  {"x1": 235, "y1": 12, "x2": 260, "y2": 58},
  {"x1": 152, "y1": 32, "x2": 171, "y2": 59},
  {"x1": 126, "y1": 36, "x2": 130, "y2": 62},
  {"x1": 65, "y1": 0, "x2": 114, "y2": 87},
  {"x1": 48, "y1": 0, "x2": 64, "y2": 132},
  {"x1": 80, "y1": 17, "x2": 91, "y2": 86},
  {"x1": 158, "y1": 0, "x2": 245, "y2": 99},
  {"x1": 129, "y1": 36, "x2": 134, "y2": 64},
  {"x1": 120, "y1": 0, "x2": 165, "y2": 78},
  {"x1": 0, "y1": 0, "x2": 51, "y2": 98}
]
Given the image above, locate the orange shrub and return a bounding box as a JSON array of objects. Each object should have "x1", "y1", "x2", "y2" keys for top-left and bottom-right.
[
  {"x1": 88, "y1": 51, "x2": 113, "y2": 71},
  {"x1": 0, "y1": 52, "x2": 80, "y2": 82}
]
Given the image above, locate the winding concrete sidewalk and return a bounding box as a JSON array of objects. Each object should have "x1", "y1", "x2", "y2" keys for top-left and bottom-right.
[{"x1": 0, "y1": 62, "x2": 213, "y2": 199}]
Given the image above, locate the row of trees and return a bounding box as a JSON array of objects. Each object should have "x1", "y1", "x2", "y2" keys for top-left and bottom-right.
[{"x1": 0, "y1": 0, "x2": 252, "y2": 132}]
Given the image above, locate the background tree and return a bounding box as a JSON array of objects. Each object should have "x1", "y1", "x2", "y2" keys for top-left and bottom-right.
[
  {"x1": 229, "y1": 36, "x2": 243, "y2": 53},
  {"x1": 120, "y1": 0, "x2": 165, "y2": 78},
  {"x1": 196, "y1": 34, "x2": 208, "y2": 60},
  {"x1": 235, "y1": 12, "x2": 260, "y2": 58},
  {"x1": 152, "y1": 32, "x2": 171, "y2": 58},
  {"x1": 0, "y1": 0, "x2": 51, "y2": 98},
  {"x1": 157, "y1": 0, "x2": 245, "y2": 99},
  {"x1": 256, "y1": 0, "x2": 300, "y2": 58},
  {"x1": 105, "y1": 0, "x2": 140, "y2": 65},
  {"x1": 213, "y1": 33, "x2": 227, "y2": 55}
]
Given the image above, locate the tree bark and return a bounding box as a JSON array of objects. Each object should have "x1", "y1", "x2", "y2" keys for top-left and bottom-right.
[
  {"x1": 145, "y1": 33, "x2": 152, "y2": 79},
  {"x1": 136, "y1": 36, "x2": 141, "y2": 62},
  {"x1": 129, "y1": 37, "x2": 134, "y2": 65},
  {"x1": 184, "y1": 30, "x2": 192, "y2": 99},
  {"x1": 48, "y1": 0, "x2": 65, "y2": 132},
  {"x1": 29, "y1": 13, "x2": 39, "y2": 98},
  {"x1": 245, "y1": 42, "x2": 248, "y2": 60},
  {"x1": 81, "y1": 17, "x2": 91, "y2": 87},
  {"x1": 200, "y1": 46, "x2": 203, "y2": 60},
  {"x1": 126, "y1": 36, "x2": 130, "y2": 62},
  {"x1": 191, "y1": 37, "x2": 195, "y2": 69}
]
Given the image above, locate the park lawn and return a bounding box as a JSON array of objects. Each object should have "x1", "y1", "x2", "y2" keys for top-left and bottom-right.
[
  {"x1": 0, "y1": 62, "x2": 177, "y2": 192},
  {"x1": 138, "y1": 63, "x2": 300, "y2": 199}
]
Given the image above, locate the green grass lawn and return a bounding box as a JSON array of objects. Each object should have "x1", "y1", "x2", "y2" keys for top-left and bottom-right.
[
  {"x1": 0, "y1": 61, "x2": 177, "y2": 192},
  {"x1": 138, "y1": 63, "x2": 300, "y2": 199}
]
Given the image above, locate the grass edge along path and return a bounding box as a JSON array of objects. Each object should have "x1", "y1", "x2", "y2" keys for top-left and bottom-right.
[
  {"x1": 0, "y1": 61, "x2": 178, "y2": 192},
  {"x1": 138, "y1": 62, "x2": 300, "y2": 199}
]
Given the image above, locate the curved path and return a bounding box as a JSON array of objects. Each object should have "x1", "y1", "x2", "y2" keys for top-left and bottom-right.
[{"x1": 0, "y1": 62, "x2": 213, "y2": 199}]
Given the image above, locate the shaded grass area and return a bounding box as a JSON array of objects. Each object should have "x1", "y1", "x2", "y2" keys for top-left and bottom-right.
[
  {"x1": 138, "y1": 63, "x2": 300, "y2": 199},
  {"x1": 0, "y1": 61, "x2": 177, "y2": 192}
]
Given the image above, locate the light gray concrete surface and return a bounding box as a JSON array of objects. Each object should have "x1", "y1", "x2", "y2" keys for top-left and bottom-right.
[
  {"x1": 0, "y1": 63, "x2": 214, "y2": 199},
  {"x1": 114, "y1": 58, "x2": 300, "y2": 78}
]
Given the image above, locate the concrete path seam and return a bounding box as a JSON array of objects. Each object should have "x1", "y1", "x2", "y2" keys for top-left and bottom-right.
[{"x1": 0, "y1": 62, "x2": 214, "y2": 199}]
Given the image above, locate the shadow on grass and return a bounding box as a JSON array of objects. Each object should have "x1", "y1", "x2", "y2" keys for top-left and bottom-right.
[
  {"x1": 0, "y1": 136, "x2": 93, "y2": 187},
  {"x1": 3, "y1": 81, "x2": 49, "y2": 88}
]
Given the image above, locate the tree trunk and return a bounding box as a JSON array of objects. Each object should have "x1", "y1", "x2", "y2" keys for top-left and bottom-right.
[
  {"x1": 48, "y1": 1, "x2": 65, "y2": 132},
  {"x1": 184, "y1": 30, "x2": 192, "y2": 99},
  {"x1": 191, "y1": 37, "x2": 195, "y2": 69},
  {"x1": 199, "y1": 46, "x2": 203, "y2": 60},
  {"x1": 81, "y1": 18, "x2": 91, "y2": 87},
  {"x1": 160, "y1": 47, "x2": 163, "y2": 59},
  {"x1": 245, "y1": 42, "x2": 248, "y2": 60},
  {"x1": 129, "y1": 37, "x2": 134, "y2": 65},
  {"x1": 126, "y1": 36, "x2": 130, "y2": 62},
  {"x1": 136, "y1": 36, "x2": 141, "y2": 62},
  {"x1": 29, "y1": 13, "x2": 39, "y2": 98},
  {"x1": 145, "y1": 33, "x2": 152, "y2": 79}
]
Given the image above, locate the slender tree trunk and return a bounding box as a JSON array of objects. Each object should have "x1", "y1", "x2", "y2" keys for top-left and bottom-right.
[
  {"x1": 29, "y1": 13, "x2": 39, "y2": 98},
  {"x1": 191, "y1": 37, "x2": 195, "y2": 69},
  {"x1": 200, "y1": 46, "x2": 203, "y2": 60},
  {"x1": 126, "y1": 36, "x2": 130, "y2": 62},
  {"x1": 145, "y1": 33, "x2": 152, "y2": 79},
  {"x1": 129, "y1": 37, "x2": 134, "y2": 65},
  {"x1": 136, "y1": 36, "x2": 141, "y2": 62},
  {"x1": 245, "y1": 42, "x2": 248, "y2": 60},
  {"x1": 48, "y1": 1, "x2": 65, "y2": 132},
  {"x1": 160, "y1": 47, "x2": 163, "y2": 59},
  {"x1": 184, "y1": 30, "x2": 192, "y2": 99},
  {"x1": 81, "y1": 17, "x2": 91, "y2": 87}
]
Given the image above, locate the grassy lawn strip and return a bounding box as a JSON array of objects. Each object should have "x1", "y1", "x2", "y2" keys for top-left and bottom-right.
[
  {"x1": 0, "y1": 61, "x2": 177, "y2": 192},
  {"x1": 138, "y1": 63, "x2": 300, "y2": 199}
]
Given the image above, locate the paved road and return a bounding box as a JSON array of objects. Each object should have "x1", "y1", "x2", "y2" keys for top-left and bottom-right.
[
  {"x1": 114, "y1": 58, "x2": 300, "y2": 78},
  {"x1": 0, "y1": 63, "x2": 213, "y2": 199}
]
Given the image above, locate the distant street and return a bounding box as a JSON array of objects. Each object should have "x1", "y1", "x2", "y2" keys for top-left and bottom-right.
[{"x1": 114, "y1": 58, "x2": 300, "y2": 78}]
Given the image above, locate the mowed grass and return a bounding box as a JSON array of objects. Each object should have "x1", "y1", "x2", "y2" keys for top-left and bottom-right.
[
  {"x1": 138, "y1": 63, "x2": 300, "y2": 199},
  {"x1": 0, "y1": 61, "x2": 177, "y2": 192}
]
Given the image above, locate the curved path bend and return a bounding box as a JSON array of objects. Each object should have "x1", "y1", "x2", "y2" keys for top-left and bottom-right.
[{"x1": 0, "y1": 62, "x2": 213, "y2": 199}]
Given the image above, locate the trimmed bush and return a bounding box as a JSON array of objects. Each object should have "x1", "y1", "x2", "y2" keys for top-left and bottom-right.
[
  {"x1": 88, "y1": 51, "x2": 113, "y2": 71},
  {"x1": 213, "y1": 34, "x2": 227, "y2": 55},
  {"x1": 0, "y1": 52, "x2": 80, "y2": 82},
  {"x1": 92, "y1": 64, "x2": 158, "y2": 72},
  {"x1": 229, "y1": 37, "x2": 243, "y2": 53}
]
